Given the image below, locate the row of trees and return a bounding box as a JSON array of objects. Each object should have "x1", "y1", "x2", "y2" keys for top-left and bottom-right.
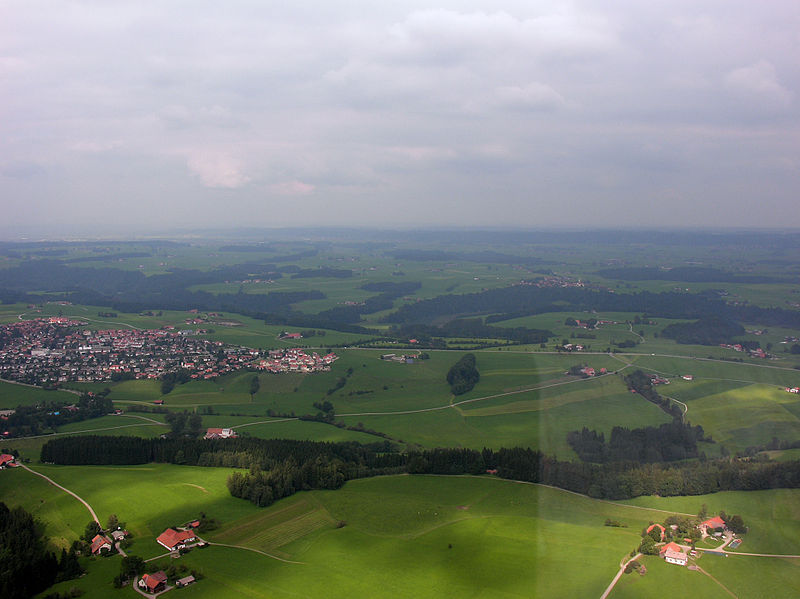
[
  {"x1": 567, "y1": 421, "x2": 709, "y2": 463},
  {"x1": 624, "y1": 370, "x2": 684, "y2": 419},
  {"x1": 40, "y1": 436, "x2": 800, "y2": 503}
]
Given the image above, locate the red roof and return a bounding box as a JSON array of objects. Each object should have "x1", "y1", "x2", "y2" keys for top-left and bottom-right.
[
  {"x1": 141, "y1": 571, "x2": 167, "y2": 592},
  {"x1": 0, "y1": 454, "x2": 15, "y2": 466},
  {"x1": 702, "y1": 516, "x2": 726, "y2": 529},
  {"x1": 156, "y1": 528, "x2": 196, "y2": 550},
  {"x1": 90, "y1": 534, "x2": 112, "y2": 554},
  {"x1": 659, "y1": 541, "x2": 683, "y2": 556}
]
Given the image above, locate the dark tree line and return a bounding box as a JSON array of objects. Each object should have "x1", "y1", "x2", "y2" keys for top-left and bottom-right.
[
  {"x1": 40, "y1": 436, "x2": 402, "y2": 472},
  {"x1": 392, "y1": 318, "x2": 552, "y2": 346},
  {"x1": 386, "y1": 283, "x2": 800, "y2": 329},
  {"x1": 567, "y1": 421, "x2": 709, "y2": 463},
  {"x1": 660, "y1": 316, "x2": 747, "y2": 346},
  {"x1": 446, "y1": 353, "x2": 480, "y2": 395},
  {"x1": 37, "y1": 435, "x2": 800, "y2": 502}
]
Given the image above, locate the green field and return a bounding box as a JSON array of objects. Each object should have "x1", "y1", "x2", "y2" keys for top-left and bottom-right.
[{"x1": 5, "y1": 468, "x2": 796, "y2": 599}]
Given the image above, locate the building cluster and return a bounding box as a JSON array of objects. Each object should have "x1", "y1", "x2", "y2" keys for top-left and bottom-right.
[
  {"x1": 718, "y1": 343, "x2": 769, "y2": 359},
  {"x1": 0, "y1": 318, "x2": 336, "y2": 386},
  {"x1": 254, "y1": 348, "x2": 338, "y2": 373}
]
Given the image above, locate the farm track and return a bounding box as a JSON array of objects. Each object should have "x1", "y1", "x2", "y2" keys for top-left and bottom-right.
[
  {"x1": 207, "y1": 542, "x2": 305, "y2": 564},
  {"x1": 18, "y1": 463, "x2": 100, "y2": 524}
]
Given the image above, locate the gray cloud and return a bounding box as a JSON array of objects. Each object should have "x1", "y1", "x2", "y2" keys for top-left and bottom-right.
[{"x1": 0, "y1": 1, "x2": 798, "y2": 233}]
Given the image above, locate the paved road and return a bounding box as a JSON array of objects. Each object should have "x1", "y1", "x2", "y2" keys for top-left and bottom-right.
[{"x1": 19, "y1": 463, "x2": 100, "y2": 524}]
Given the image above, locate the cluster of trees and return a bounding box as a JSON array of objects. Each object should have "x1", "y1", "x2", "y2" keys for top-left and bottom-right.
[
  {"x1": 0, "y1": 502, "x2": 83, "y2": 599},
  {"x1": 567, "y1": 421, "x2": 709, "y2": 463},
  {"x1": 446, "y1": 353, "x2": 480, "y2": 395},
  {"x1": 227, "y1": 456, "x2": 348, "y2": 507},
  {"x1": 660, "y1": 316, "x2": 747, "y2": 346},
  {"x1": 624, "y1": 370, "x2": 683, "y2": 419},
  {"x1": 164, "y1": 411, "x2": 203, "y2": 438},
  {"x1": 160, "y1": 369, "x2": 192, "y2": 395},
  {"x1": 0, "y1": 394, "x2": 113, "y2": 438}
]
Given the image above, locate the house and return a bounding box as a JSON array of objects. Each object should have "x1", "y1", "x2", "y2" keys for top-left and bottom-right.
[
  {"x1": 139, "y1": 571, "x2": 168, "y2": 593},
  {"x1": 176, "y1": 575, "x2": 196, "y2": 588},
  {"x1": 659, "y1": 541, "x2": 687, "y2": 565},
  {"x1": 156, "y1": 528, "x2": 196, "y2": 551},
  {"x1": 0, "y1": 454, "x2": 16, "y2": 468},
  {"x1": 111, "y1": 530, "x2": 128, "y2": 542},
  {"x1": 682, "y1": 374, "x2": 694, "y2": 381},
  {"x1": 90, "y1": 534, "x2": 113, "y2": 555},
  {"x1": 701, "y1": 516, "x2": 726, "y2": 532},
  {"x1": 663, "y1": 547, "x2": 688, "y2": 566},
  {"x1": 204, "y1": 427, "x2": 236, "y2": 439},
  {"x1": 646, "y1": 523, "x2": 666, "y2": 541}
]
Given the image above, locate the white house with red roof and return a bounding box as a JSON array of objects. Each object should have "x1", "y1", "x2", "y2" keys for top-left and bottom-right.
[
  {"x1": 156, "y1": 528, "x2": 196, "y2": 551},
  {"x1": 0, "y1": 454, "x2": 16, "y2": 468},
  {"x1": 660, "y1": 542, "x2": 688, "y2": 566},
  {"x1": 204, "y1": 427, "x2": 237, "y2": 440}
]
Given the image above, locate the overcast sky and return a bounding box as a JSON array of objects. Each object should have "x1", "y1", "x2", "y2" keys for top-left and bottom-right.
[{"x1": 2, "y1": 1, "x2": 799, "y2": 235}]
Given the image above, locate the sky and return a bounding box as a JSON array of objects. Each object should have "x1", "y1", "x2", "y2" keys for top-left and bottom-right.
[{"x1": 1, "y1": 1, "x2": 799, "y2": 235}]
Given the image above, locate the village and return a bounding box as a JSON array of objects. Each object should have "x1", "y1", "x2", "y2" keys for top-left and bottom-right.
[{"x1": 0, "y1": 318, "x2": 337, "y2": 386}]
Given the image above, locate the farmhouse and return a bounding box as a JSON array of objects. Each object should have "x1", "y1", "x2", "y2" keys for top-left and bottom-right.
[
  {"x1": 0, "y1": 454, "x2": 16, "y2": 468},
  {"x1": 701, "y1": 516, "x2": 726, "y2": 533},
  {"x1": 139, "y1": 571, "x2": 168, "y2": 593},
  {"x1": 156, "y1": 528, "x2": 196, "y2": 551},
  {"x1": 90, "y1": 534, "x2": 113, "y2": 555},
  {"x1": 176, "y1": 575, "x2": 196, "y2": 588},
  {"x1": 663, "y1": 548, "x2": 688, "y2": 566},
  {"x1": 204, "y1": 427, "x2": 237, "y2": 439}
]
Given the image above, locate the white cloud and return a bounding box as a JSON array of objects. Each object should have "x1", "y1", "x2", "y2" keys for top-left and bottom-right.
[
  {"x1": 725, "y1": 60, "x2": 793, "y2": 107},
  {"x1": 187, "y1": 153, "x2": 251, "y2": 189},
  {"x1": 269, "y1": 180, "x2": 315, "y2": 195}
]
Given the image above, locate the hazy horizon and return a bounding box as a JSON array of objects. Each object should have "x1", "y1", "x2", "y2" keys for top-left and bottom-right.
[{"x1": 2, "y1": 1, "x2": 799, "y2": 232}]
